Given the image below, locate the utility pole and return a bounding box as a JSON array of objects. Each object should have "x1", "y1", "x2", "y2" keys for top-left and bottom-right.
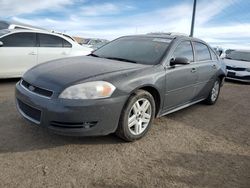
[{"x1": 190, "y1": 0, "x2": 197, "y2": 37}]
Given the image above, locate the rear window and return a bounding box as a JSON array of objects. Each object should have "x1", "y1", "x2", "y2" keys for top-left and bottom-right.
[
  {"x1": 194, "y1": 42, "x2": 211, "y2": 61},
  {"x1": 1, "y1": 32, "x2": 36, "y2": 47}
]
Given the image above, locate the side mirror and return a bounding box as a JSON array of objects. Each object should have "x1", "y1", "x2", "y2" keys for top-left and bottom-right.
[
  {"x1": 170, "y1": 57, "x2": 189, "y2": 66},
  {"x1": 0, "y1": 41, "x2": 3, "y2": 47}
]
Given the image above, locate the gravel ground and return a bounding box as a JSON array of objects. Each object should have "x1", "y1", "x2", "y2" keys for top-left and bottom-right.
[{"x1": 0, "y1": 79, "x2": 249, "y2": 188}]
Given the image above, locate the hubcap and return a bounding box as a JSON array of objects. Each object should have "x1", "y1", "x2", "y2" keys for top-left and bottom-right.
[
  {"x1": 128, "y1": 98, "x2": 152, "y2": 135},
  {"x1": 211, "y1": 81, "x2": 220, "y2": 102}
]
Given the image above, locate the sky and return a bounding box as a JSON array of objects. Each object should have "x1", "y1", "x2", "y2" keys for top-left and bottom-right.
[{"x1": 0, "y1": 0, "x2": 250, "y2": 49}]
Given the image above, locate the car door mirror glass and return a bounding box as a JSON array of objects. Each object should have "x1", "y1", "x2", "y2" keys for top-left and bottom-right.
[
  {"x1": 0, "y1": 41, "x2": 3, "y2": 47},
  {"x1": 170, "y1": 57, "x2": 189, "y2": 66}
]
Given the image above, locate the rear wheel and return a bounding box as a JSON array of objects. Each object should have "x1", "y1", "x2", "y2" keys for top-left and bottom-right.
[
  {"x1": 205, "y1": 78, "x2": 221, "y2": 105},
  {"x1": 116, "y1": 90, "x2": 155, "y2": 141}
]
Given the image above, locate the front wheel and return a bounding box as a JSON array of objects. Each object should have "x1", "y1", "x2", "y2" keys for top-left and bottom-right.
[
  {"x1": 205, "y1": 79, "x2": 221, "y2": 105},
  {"x1": 116, "y1": 90, "x2": 155, "y2": 142}
]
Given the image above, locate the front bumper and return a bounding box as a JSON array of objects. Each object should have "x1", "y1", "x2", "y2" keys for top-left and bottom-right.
[
  {"x1": 15, "y1": 81, "x2": 127, "y2": 136},
  {"x1": 226, "y1": 70, "x2": 250, "y2": 83}
]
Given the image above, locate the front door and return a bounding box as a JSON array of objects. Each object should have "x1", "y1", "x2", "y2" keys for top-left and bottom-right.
[{"x1": 163, "y1": 40, "x2": 198, "y2": 111}]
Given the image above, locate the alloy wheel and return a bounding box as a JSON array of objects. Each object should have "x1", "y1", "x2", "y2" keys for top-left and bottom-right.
[{"x1": 128, "y1": 98, "x2": 152, "y2": 135}]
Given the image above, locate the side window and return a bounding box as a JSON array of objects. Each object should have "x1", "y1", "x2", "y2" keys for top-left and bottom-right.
[
  {"x1": 38, "y1": 33, "x2": 63, "y2": 47},
  {"x1": 172, "y1": 41, "x2": 194, "y2": 62},
  {"x1": 209, "y1": 48, "x2": 219, "y2": 60},
  {"x1": 1, "y1": 32, "x2": 36, "y2": 47},
  {"x1": 194, "y1": 42, "x2": 211, "y2": 61},
  {"x1": 63, "y1": 39, "x2": 72, "y2": 48}
]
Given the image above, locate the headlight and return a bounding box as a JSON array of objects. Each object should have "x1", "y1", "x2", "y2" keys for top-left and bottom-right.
[
  {"x1": 246, "y1": 68, "x2": 250, "y2": 72},
  {"x1": 59, "y1": 81, "x2": 116, "y2": 99}
]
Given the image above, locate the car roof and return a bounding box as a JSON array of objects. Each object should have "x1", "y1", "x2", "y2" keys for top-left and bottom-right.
[
  {"x1": 1, "y1": 29, "x2": 74, "y2": 42},
  {"x1": 122, "y1": 33, "x2": 206, "y2": 43}
]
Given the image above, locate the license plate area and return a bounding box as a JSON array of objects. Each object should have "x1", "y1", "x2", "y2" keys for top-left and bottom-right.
[{"x1": 227, "y1": 71, "x2": 236, "y2": 77}]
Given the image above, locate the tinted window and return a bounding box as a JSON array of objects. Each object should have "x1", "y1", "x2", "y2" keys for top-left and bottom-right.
[
  {"x1": 93, "y1": 37, "x2": 172, "y2": 65},
  {"x1": 63, "y1": 39, "x2": 72, "y2": 48},
  {"x1": 1, "y1": 32, "x2": 36, "y2": 47},
  {"x1": 172, "y1": 41, "x2": 194, "y2": 62},
  {"x1": 194, "y1": 42, "x2": 211, "y2": 61},
  {"x1": 39, "y1": 34, "x2": 63, "y2": 47},
  {"x1": 210, "y1": 48, "x2": 218, "y2": 60}
]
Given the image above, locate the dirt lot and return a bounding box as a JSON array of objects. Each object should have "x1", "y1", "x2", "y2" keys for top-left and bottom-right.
[{"x1": 0, "y1": 79, "x2": 249, "y2": 188}]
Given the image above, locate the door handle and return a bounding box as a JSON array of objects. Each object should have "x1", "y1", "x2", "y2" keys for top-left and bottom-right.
[
  {"x1": 62, "y1": 52, "x2": 67, "y2": 55},
  {"x1": 191, "y1": 68, "x2": 197, "y2": 73},
  {"x1": 28, "y1": 52, "x2": 36, "y2": 55}
]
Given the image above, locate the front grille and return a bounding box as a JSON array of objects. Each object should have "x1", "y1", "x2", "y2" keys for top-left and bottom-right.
[
  {"x1": 21, "y1": 80, "x2": 53, "y2": 98},
  {"x1": 17, "y1": 99, "x2": 41, "y2": 123},
  {"x1": 227, "y1": 74, "x2": 250, "y2": 80},
  {"x1": 226, "y1": 66, "x2": 246, "y2": 71}
]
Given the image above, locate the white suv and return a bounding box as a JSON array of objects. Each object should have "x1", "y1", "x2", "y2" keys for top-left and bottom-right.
[{"x1": 0, "y1": 29, "x2": 92, "y2": 78}]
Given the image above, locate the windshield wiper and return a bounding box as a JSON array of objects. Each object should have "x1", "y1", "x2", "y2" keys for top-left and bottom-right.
[
  {"x1": 102, "y1": 57, "x2": 138, "y2": 64},
  {"x1": 88, "y1": 53, "x2": 100, "y2": 57}
]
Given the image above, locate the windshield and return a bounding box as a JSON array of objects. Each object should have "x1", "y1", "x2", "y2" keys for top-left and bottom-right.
[
  {"x1": 92, "y1": 36, "x2": 172, "y2": 65},
  {"x1": 226, "y1": 50, "x2": 250, "y2": 62}
]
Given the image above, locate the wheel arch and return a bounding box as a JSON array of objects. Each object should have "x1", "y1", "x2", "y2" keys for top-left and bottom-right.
[{"x1": 129, "y1": 85, "x2": 162, "y2": 117}]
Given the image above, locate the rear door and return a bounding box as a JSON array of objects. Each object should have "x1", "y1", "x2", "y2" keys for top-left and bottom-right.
[
  {"x1": 0, "y1": 32, "x2": 37, "y2": 78},
  {"x1": 192, "y1": 42, "x2": 217, "y2": 100},
  {"x1": 37, "y1": 33, "x2": 72, "y2": 64},
  {"x1": 163, "y1": 40, "x2": 199, "y2": 110}
]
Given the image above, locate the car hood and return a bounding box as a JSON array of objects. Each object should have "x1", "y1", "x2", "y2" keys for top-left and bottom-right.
[
  {"x1": 23, "y1": 56, "x2": 146, "y2": 92},
  {"x1": 223, "y1": 58, "x2": 250, "y2": 69}
]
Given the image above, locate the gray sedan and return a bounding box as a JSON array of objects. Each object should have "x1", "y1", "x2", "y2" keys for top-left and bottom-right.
[{"x1": 15, "y1": 34, "x2": 226, "y2": 141}]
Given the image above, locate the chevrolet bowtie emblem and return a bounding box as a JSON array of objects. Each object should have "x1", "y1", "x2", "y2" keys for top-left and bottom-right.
[{"x1": 29, "y1": 85, "x2": 35, "y2": 91}]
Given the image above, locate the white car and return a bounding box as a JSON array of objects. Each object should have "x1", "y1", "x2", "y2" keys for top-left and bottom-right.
[
  {"x1": 0, "y1": 29, "x2": 92, "y2": 78},
  {"x1": 223, "y1": 49, "x2": 250, "y2": 83}
]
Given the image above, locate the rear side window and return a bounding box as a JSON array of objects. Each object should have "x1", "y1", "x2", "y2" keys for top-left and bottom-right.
[
  {"x1": 210, "y1": 48, "x2": 219, "y2": 60},
  {"x1": 1, "y1": 32, "x2": 36, "y2": 47},
  {"x1": 172, "y1": 41, "x2": 194, "y2": 62},
  {"x1": 63, "y1": 39, "x2": 72, "y2": 48},
  {"x1": 194, "y1": 42, "x2": 211, "y2": 61},
  {"x1": 39, "y1": 34, "x2": 62, "y2": 47},
  {"x1": 38, "y1": 33, "x2": 72, "y2": 48}
]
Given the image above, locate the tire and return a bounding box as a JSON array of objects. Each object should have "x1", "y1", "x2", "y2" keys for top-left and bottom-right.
[
  {"x1": 204, "y1": 78, "x2": 221, "y2": 105},
  {"x1": 116, "y1": 90, "x2": 156, "y2": 142}
]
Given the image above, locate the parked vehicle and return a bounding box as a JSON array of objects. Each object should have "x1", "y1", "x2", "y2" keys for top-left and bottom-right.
[
  {"x1": 15, "y1": 34, "x2": 226, "y2": 141},
  {"x1": 223, "y1": 49, "x2": 250, "y2": 83},
  {"x1": 90, "y1": 41, "x2": 109, "y2": 50},
  {"x1": 0, "y1": 29, "x2": 92, "y2": 78},
  {"x1": 81, "y1": 38, "x2": 109, "y2": 49}
]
